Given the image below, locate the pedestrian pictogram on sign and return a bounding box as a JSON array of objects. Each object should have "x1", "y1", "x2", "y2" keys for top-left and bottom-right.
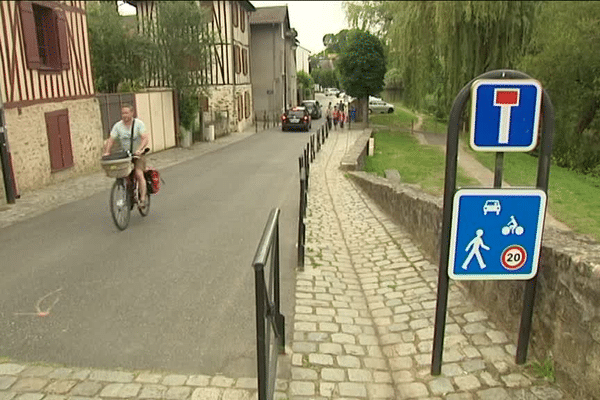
[
  {"x1": 470, "y1": 79, "x2": 542, "y2": 152},
  {"x1": 448, "y1": 188, "x2": 547, "y2": 280}
]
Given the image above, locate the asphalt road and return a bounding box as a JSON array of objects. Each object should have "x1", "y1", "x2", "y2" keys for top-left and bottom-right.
[{"x1": 0, "y1": 121, "x2": 321, "y2": 377}]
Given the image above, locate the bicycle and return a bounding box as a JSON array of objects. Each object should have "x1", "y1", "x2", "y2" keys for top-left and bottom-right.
[{"x1": 101, "y1": 148, "x2": 151, "y2": 230}]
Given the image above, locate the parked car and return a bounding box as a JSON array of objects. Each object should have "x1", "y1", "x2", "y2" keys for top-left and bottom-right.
[
  {"x1": 301, "y1": 100, "x2": 322, "y2": 119},
  {"x1": 325, "y1": 88, "x2": 340, "y2": 97},
  {"x1": 369, "y1": 98, "x2": 394, "y2": 114},
  {"x1": 282, "y1": 107, "x2": 311, "y2": 131}
]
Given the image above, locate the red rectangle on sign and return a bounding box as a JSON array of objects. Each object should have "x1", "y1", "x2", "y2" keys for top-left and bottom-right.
[{"x1": 495, "y1": 90, "x2": 519, "y2": 105}]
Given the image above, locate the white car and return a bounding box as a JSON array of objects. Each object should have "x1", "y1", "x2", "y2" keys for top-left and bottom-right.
[{"x1": 369, "y1": 99, "x2": 394, "y2": 114}]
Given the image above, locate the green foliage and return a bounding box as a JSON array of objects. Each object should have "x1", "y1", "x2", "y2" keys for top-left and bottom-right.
[
  {"x1": 179, "y1": 93, "x2": 199, "y2": 131},
  {"x1": 150, "y1": 1, "x2": 214, "y2": 94},
  {"x1": 384, "y1": 68, "x2": 402, "y2": 89},
  {"x1": 297, "y1": 71, "x2": 314, "y2": 90},
  {"x1": 526, "y1": 356, "x2": 555, "y2": 382},
  {"x1": 87, "y1": 2, "x2": 152, "y2": 93},
  {"x1": 336, "y1": 29, "x2": 386, "y2": 99},
  {"x1": 310, "y1": 68, "x2": 339, "y2": 89},
  {"x1": 323, "y1": 30, "x2": 351, "y2": 54},
  {"x1": 519, "y1": 1, "x2": 600, "y2": 173}
]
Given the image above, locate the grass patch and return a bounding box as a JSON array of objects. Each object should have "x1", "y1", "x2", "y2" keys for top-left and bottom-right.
[
  {"x1": 366, "y1": 108, "x2": 478, "y2": 196},
  {"x1": 467, "y1": 147, "x2": 600, "y2": 241},
  {"x1": 525, "y1": 356, "x2": 555, "y2": 383},
  {"x1": 421, "y1": 115, "x2": 448, "y2": 134}
]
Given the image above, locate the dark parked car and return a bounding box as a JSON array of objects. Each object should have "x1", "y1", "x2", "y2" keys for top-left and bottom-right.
[
  {"x1": 282, "y1": 107, "x2": 312, "y2": 131},
  {"x1": 301, "y1": 100, "x2": 322, "y2": 119}
]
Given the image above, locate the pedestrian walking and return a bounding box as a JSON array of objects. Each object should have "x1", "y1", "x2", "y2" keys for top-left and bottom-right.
[
  {"x1": 326, "y1": 102, "x2": 333, "y2": 130},
  {"x1": 333, "y1": 106, "x2": 339, "y2": 130}
]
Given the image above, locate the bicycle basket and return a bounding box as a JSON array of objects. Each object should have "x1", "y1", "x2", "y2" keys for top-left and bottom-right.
[{"x1": 101, "y1": 156, "x2": 132, "y2": 178}]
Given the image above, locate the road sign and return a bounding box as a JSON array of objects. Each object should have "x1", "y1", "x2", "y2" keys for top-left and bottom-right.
[
  {"x1": 470, "y1": 79, "x2": 542, "y2": 152},
  {"x1": 448, "y1": 188, "x2": 547, "y2": 280}
]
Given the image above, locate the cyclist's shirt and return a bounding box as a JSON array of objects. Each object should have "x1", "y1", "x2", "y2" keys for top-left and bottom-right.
[{"x1": 110, "y1": 118, "x2": 146, "y2": 153}]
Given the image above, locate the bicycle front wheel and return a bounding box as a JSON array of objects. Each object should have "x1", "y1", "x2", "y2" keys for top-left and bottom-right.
[
  {"x1": 138, "y1": 189, "x2": 150, "y2": 217},
  {"x1": 110, "y1": 178, "x2": 131, "y2": 230}
]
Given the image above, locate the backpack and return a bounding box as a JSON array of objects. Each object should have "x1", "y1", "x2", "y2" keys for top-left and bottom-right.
[{"x1": 145, "y1": 169, "x2": 161, "y2": 194}]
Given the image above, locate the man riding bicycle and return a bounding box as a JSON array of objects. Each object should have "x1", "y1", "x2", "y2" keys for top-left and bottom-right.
[{"x1": 103, "y1": 104, "x2": 150, "y2": 209}]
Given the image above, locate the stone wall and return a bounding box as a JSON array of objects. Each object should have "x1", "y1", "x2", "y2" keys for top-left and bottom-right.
[
  {"x1": 207, "y1": 85, "x2": 253, "y2": 137},
  {"x1": 5, "y1": 97, "x2": 104, "y2": 193},
  {"x1": 345, "y1": 140, "x2": 600, "y2": 400}
]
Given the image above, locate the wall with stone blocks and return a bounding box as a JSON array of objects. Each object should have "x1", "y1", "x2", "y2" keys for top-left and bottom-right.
[
  {"x1": 345, "y1": 146, "x2": 600, "y2": 400},
  {"x1": 5, "y1": 98, "x2": 104, "y2": 193}
]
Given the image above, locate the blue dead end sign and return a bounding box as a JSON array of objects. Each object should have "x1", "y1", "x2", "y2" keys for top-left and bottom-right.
[
  {"x1": 470, "y1": 79, "x2": 542, "y2": 152},
  {"x1": 449, "y1": 188, "x2": 547, "y2": 280}
]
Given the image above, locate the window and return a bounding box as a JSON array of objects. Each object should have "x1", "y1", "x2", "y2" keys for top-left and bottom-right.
[
  {"x1": 244, "y1": 91, "x2": 250, "y2": 119},
  {"x1": 234, "y1": 45, "x2": 241, "y2": 74},
  {"x1": 232, "y1": 2, "x2": 238, "y2": 27},
  {"x1": 240, "y1": 8, "x2": 245, "y2": 32},
  {"x1": 242, "y1": 48, "x2": 248, "y2": 76},
  {"x1": 20, "y1": 1, "x2": 70, "y2": 71},
  {"x1": 45, "y1": 109, "x2": 74, "y2": 171}
]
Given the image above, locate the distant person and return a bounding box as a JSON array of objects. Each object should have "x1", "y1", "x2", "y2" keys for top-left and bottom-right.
[
  {"x1": 333, "y1": 106, "x2": 339, "y2": 130},
  {"x1": 326, "y1": 102, "x2": 332, "y2": 130}
]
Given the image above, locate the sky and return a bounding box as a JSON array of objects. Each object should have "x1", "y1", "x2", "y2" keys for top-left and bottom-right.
[{"x1": 117, "y1": 1, "x2": 351, "y2": 54}]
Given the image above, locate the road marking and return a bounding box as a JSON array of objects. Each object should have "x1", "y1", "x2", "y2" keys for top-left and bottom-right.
[{"x1": 14, "y1": 287, "x2": 62, "y2": 317}]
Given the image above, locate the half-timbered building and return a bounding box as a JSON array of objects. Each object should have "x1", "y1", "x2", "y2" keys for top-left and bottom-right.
[
  {"x1": 0, "y1": 1, "x2": 103, "y2": 199},
  {"x1": 127, "y1": 1, "x2": 255, "y2": 138}
]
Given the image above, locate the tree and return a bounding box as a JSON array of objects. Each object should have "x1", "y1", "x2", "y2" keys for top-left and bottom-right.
[
  {"x1": 310, "y1": 67, "x2": 339, "y2": 89},
  {"x1": 520, "y1": 1, "x2": 600, "y2": 173},
  {"x1": 297, "y1": 71, "x2": 314, "y2": 98},
  {"x1": 146, "y1": 1, "x2": 215, "y2": 130},
  {"x1": 336, "y1": 29, "x2": 386, "y2": 122},
  {"x1": 87, "y1": 1, "x2": 152, "y2": 92}
]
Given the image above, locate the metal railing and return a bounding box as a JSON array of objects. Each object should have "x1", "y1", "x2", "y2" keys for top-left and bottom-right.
[
  {"x1": 252, "y1": 208, "x2": 285, "y2": 400},
  {"x1": 297, "y1": 122, "x2": 329, "y2": 270}
]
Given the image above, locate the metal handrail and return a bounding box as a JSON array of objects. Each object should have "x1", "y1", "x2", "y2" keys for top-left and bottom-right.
[{"x1": 252, "y1": 208, "x2": 285, "y2": 400}]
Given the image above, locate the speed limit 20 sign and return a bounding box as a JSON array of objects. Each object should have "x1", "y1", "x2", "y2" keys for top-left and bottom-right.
[
  {"x1": 448, "y1": 188, "x2": 547, "y2": 281},
  {"x1": 501, "y1": 245, "x2": 527, "y2": 270}
]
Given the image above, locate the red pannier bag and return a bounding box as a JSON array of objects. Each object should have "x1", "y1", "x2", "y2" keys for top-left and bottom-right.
[{"x1": 145, "y1": 169, "x2": 161, "y2": 194}]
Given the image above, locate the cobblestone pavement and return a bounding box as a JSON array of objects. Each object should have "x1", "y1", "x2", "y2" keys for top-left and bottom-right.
[
  {"x1": 0, "y1": 129, "x2": 257, "y2": 229},
  {"x1": 286, "y1": 129, "x2": 568, "y2": 399}
]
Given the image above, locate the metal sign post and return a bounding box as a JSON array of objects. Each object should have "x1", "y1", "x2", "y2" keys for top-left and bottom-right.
[{"x1": 431, "y1": 70, "x2": 555, "y2": 375}]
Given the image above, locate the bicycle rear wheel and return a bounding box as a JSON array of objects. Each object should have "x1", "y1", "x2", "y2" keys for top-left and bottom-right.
[{"x1": 110, "y1": 178, "x2": 131, "y2": 230}]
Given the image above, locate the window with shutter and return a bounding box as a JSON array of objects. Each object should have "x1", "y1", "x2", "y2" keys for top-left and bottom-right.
[
  {"x1": 243, "y1": 48, "x2": 248, "y2": 76},
  {"x1": 238, "y1": 95, "x2": 243, "y2": 121},
  {"x1": 45, "y1": 109, "x2": 74, "y2": 171},
  {"x1": 240, "y1": 9, "x2": 245, "y2": 32},
  {"x1": 244, "y1": 91, "x2": 250, "y2": 119},
  {"x1": 234, "y1": 45, "x2": 241, "y2": 74},
  {"x1": 232, "y1": 2, "x2": 238, "y2": 27},
  {"x1": 20, "y1": 1, "x2": 70, "y2": 71}
]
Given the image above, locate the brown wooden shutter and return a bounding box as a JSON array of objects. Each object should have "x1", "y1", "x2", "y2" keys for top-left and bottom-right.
[
  {"x1": 56, "y1": 9, "x2": 70, "y2": 70},
  {"x1": 19, "y1": 1, "x2": 42, "y2": 70},
  {"x1": 58, "y1": 112, "x2": 74, "y2": 167},
  {"x1": 45, "y1": 109, "x2": 74, "y2": 171},
  {"x1": 232, "y1": 2, "x2": 238, "y2": 27},
  {"x1": 245, "y1": 91, "x2": 250, "y2": 119},
  {"x1": 46, "y1": 112, "x2": 64, "y2": 171},
  {"x1": 243, "y1": 48, "x2": 248, "y2": 75}
]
